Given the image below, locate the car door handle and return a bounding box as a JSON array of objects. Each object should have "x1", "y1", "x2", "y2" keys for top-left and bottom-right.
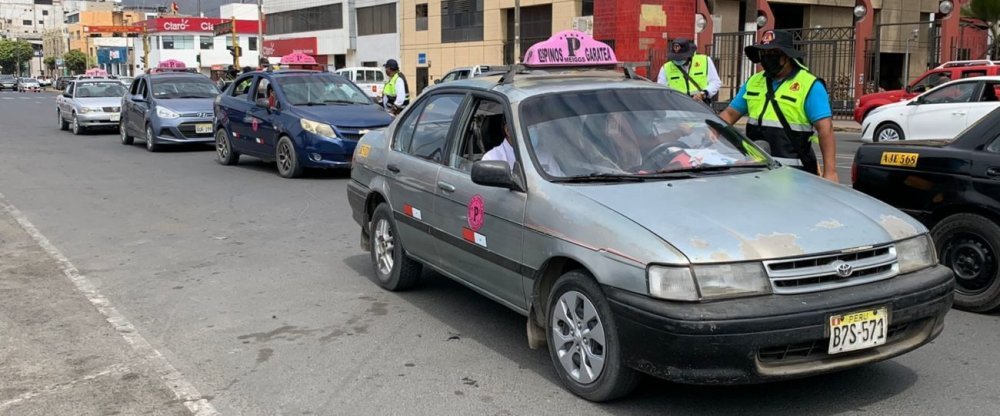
[
  {"x1": 987, "y1": 167, "x2": 1000, "y2": 178},
  {"x1": 437, "y1": 181, "x2": 456, "y2": 193},
  {"x1": 386, "y1": 164, "x2": 400, "y2": 173}
]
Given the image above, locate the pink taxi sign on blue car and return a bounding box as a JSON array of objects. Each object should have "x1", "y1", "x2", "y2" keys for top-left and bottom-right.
[{"x1": 522, "y1": 30, "x2": 618, "y2": 68}]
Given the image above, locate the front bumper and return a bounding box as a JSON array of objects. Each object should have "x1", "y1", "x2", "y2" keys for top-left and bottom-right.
[
  {"x1": 607, "y1": 264, "x2": 954, "y2": 384},
  {"x1": 153, "y1": 117, "x2": 215, "y2": 144},
  {"x1": 77, "y1": 112, "x2": 121, "y2": 127},
  {"x1": 297, "y1": 131, "x2": 360, "y2": 168}
]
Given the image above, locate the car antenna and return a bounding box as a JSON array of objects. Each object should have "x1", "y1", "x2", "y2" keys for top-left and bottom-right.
[
  {"x1": 618, "y1": 62, "x2": 648, "y2": 80},
  {"x1": 499, "y1": 64, "x2": 525, "y2": 85}
]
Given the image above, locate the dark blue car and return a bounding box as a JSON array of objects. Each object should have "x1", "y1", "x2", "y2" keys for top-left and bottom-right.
[{"x1": 214, "y1": 70, "x2": 392, "y2": 178}]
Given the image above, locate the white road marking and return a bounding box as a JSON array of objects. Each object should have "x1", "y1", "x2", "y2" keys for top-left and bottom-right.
[
  {"x1": 0, "y1": 192, "x2": 219, "y2": 416},
  {"x1": 0, "y1": 363, "x2": 130, "y2": 409}
]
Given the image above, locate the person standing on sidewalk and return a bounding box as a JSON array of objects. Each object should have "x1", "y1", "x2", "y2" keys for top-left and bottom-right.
[
  {"x1": 718, "y1": 30, "x2": 838, "y2": 182},
  {"x1": 381, "y1": 59, "x2": 409, "y2": 116},
  {"x1": 657, "y1": 38, "x2": 721, "y2": 105}
]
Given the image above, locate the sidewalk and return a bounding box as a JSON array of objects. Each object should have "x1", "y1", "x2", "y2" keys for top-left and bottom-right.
[
  {"x1": 733, "y1": 118, "x2": 862, "y2": 133},
  {"x1": 0, "y1": 206, "x2": 196, "y2": 415}
]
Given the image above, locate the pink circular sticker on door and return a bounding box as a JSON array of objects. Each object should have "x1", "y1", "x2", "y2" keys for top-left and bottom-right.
[{"x1": 468, "y1": 194, "x2": 485, "y2": 231}]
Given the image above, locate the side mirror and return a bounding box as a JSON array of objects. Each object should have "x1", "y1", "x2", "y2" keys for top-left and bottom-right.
[
  {"x1": 434, "y1": 79, "x2": 442, "y2": 85},
  {"x1": 62, "y1": 92, "x2": 70, "y2": 98},
  {"x1": 471, "y1": 160, "x2": 518, "y2": 189},
  {"x1": 132, "y1": 95, "x2": 145, "y2": 103}
]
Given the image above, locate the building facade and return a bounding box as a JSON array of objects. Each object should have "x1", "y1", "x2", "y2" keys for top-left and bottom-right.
[
  {"x1": 133, "y1": 15, "x2": 262, "y2": 74},
  {"x1": 0, "y1": 0, "x2": 63, "y2": 41}
]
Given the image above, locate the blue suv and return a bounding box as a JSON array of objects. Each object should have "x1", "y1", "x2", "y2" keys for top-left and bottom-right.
[
  {"x1": 213, "y1": 70, "x2": 392, "y2": 178},
  {"x1": 120, "y1": 70, "x2": 220, "y2": 152}
]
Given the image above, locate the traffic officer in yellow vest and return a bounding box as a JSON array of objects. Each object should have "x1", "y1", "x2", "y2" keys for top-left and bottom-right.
[
  {"x1": 719, "y1": 30, "x2": 839, "y2": 182},
  {"x1": 381, "y1": 59, "x2": 409, "y2": 116},
  {"x1": 656, "y1": 38, "x2": 721, "y2": 104}
]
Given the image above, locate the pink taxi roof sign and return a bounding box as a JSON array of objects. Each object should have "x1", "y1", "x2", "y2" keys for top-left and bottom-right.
[
  {"x1": 522, "y1": 30, "x2": 618, "y2": 68},
  {"x1": 158, "y1": 59, "x2": 186, "y2": 69},
  {"x1": 280, "y1": 52, "x2": 317, "y2": 65},
  {"x1": 84, "y1": 68, "x2": 108, "y2": 76}
]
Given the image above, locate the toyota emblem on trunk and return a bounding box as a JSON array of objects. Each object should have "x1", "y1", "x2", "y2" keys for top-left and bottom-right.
[{"x1": 834, "y1": 261, "x2": 853, "y2": 278}]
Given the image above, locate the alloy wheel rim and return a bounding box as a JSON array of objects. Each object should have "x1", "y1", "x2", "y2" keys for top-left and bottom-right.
[
  {"x1": 71, "y1": 116, "x2": 78, "y2": 133},
  {"x1": 551, "y1": 290, "x2": 607, "y2": 385},
  {"x1": 217, "y1": 132, "x2": 229, "y2": 159},
  {"x1": 943, "y1": 233, "x2": 996, "y2": 294},
  {"x1": 120, "y1": 124, "x2": 127, "y2": 142},
  {"x1": 373, "y1": 218, "x2": 394, "y2": 276},
  {"x1": 146, "y1": 128, "x2": 154, "y2": 150},
  {"x1": 278, "y1": 142, "x2": 292, "y2": 173},
  {"x1": 878, "y1": 128, "x2": 900, "y2": 142},
  {"x1": 57, "y1": 111, "x2": 61, "y2": 127}
]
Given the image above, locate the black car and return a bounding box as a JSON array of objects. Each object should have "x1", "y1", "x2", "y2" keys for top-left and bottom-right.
[
  {"x1": 0, "y1": 75, "x2": 16, "y2": 91},
  {"x1": 853, "y1": 107, "x2": 1000, "y2": 312}
]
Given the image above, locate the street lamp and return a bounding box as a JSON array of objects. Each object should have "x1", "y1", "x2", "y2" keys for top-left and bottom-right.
[
  {"x1": 939, "y1": 0, "x2": 954, "y2": 15},
  {"x1": 904, "y1": 28, "x2": 919, "y2": 88},
  {"x1": 695, "y1": 13, "x2": 708, "y2": 33},
  {"x1": 853, "y1": 5, "x2": 867, "y2": 21}
]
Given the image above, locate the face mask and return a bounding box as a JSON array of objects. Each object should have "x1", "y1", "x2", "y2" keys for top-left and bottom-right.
[
  {"x1": 760, "y1": 54, "x2": 785, "y2": 77},
  {"x1": 672, "y1": 60, "x2": 687, "y2": 67}
]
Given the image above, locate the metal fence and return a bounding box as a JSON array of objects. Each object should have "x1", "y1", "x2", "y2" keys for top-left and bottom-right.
[{"x1": 862, "y1": 21, "x2": 942, "y2": 94}]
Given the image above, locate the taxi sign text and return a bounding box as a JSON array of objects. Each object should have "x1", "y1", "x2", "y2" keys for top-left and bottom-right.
[
  {"x1": 523, "y1": 30, "x2": 618, "y2": 68},
  {"x1": 880, "y1": 152, "x2": 919, "y2": 168}
]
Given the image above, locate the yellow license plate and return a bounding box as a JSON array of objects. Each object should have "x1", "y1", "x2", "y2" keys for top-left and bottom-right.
[
  {"x1": 828, "y1": 307, "x2": 889, "y2": 354},
  {"x1": 880, "y1": 152, "x2": 919, "y2": 167},
  {"x1": 195, "y1": 123, "x2": 213, "y2": 134},
  {"x1": 357, "y1": 144, "x2": 371, "y2": 158}
]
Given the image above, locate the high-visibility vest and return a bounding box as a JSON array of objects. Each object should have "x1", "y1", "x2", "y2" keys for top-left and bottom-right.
[
  {"x1": 663, "y1": 54, "x2": 709, "y2": 95},
  {"x1": 742, "y1": 67, "x2": 821, "y2": 173},
  {"x1": 383, "y1": 72, "x2": 409, "y2": 106}
]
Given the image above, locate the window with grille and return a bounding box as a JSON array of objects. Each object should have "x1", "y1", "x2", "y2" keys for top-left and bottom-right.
[
  {"x1": 266, "y1": 4, "x2": 343, "y2": 35},
  {"x1": 357, "y1": 3, "x2": 397, "y2": 36},
  {"x1": 162, "y1": 35, "x2": 194, "y2": 50},
  {"x1": 441, "y1": 0, "x2": 483, "y2": 43},
  {"x1": 416, "y1": 4, "x2": 428, "y2": 31}
]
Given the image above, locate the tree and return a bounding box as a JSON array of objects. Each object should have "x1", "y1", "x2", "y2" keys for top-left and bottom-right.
[
  {"x1": 43, "y1": 56, "x2": 56, "y2": 75},
  {"x1": 0, "y1": 39, "x2": 35, "y2": 76},
  {"x1": 63, "y1": 50, "x2": 88, "y2": 74},
  {"x1": 963, "y1": 0, "x2": 1000, "y2": 59}
]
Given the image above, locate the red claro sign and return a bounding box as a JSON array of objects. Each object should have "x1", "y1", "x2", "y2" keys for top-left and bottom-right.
[{"x1": 145, "y1": 17, "x2": 262, "y2": 33}]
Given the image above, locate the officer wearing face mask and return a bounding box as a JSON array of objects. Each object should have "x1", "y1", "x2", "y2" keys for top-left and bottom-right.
[
  {"x1": 657, "y1": 38, "x2": 721, "y2": 105},
  {"x1": 719, "y1": 30, "x2": 838, "y2": 183}
]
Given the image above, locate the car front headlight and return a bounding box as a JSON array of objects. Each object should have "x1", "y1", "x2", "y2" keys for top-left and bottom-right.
[
  {"x1": 79, "y1": 107, "x2": 102, "y2": 114},
  {"x1": 896, "y1": 234, "x2": 937, "y2": 274},
  {"x1": 300, "y1": 118, "x2": 337, "y2": 138},
  {"x1": 156, "y1": 106, "x2": 180, "y2": 119},
  {"x1": 648, "y1": 263, "x2": 772, "y2": 302}
]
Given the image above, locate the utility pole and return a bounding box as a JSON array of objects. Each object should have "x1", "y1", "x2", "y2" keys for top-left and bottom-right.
[
  {"x1": 513, "y1": 0, "x2": 520, "y2": 63},
  {"x1": 257, "y1": 0, "x2": 263, "y2": 67},
  {"x1": 232, "y1": 16, "x2": 239, "y2": 67}
]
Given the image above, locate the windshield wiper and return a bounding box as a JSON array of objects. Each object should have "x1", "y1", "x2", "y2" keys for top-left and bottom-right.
[
  {"x1": 324, "y1": 99, "x2": 360, "y2": 105},
  {"x1": 651, "y1": 163, "x2": 769, "y2": 176},
  {"x1": 551, "y1": 173, "x2": 647, "y2": 183},
  {"x1": 296, "y1": 101, "x2": 327, "y2": 106}
]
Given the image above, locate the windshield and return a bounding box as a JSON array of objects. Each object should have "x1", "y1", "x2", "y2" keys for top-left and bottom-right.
[
  {"x1": 23, "y1": 78, "x2": 38, "y2": 83},
  {"x1": 151, "y1": 77, "x2": 219, "y2": 99},
  {"x1": 75, "y1": 83, "x2": 127, "y2": 98},
  {"x1": 520, "y1": 89, "x2": 770, "y2": 179},
  {"x1": 275, "y1": 74, "x2": 372, "y2": 106}
]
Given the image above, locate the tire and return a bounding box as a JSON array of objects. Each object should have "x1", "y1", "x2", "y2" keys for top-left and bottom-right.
[
  {"x1": 120, "y1": 122, "x2": 133, "y2": 145},
  {"x1": 874, "y1": 122, "x2": 904, "y2": 143},
  {"x1": 369, "y1": 203, "x2": 422, "y2": 291},
  {"x1": 145, "y1": 125, "x2": 160, "y2": 152},
  {"x1": 275, "y1": 136, "x2": 303, "y2": 178},
  {"x1": 215, "y1": 128, "x2": 239, "y2": 165},
  {"x1": 546, "y1": 270, "x2": 639, "y2": 402},
  {"x1": 57, "y1": 110, "x2": 68, "y2": 131},
  {"x1": 932, "y1": 213, "x2": 1000, "y2": 312},
  {"x1": 70, "y1": 112, "x2": 84, "y2": 135}
]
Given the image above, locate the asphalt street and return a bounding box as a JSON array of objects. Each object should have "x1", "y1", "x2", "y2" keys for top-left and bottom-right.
[{"x1": 1, "y1": 90, "x2": 998, "y2": 415}]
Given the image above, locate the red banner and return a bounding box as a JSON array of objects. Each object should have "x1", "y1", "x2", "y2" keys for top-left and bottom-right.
[
  {"x1": 84, "y1": 25, "x2": 144, "y2": 33},
  {"x1": 138, "y1": 17, "x2": 263, "y2": 34},
  {"x1": 261, "y1": 37, "x2": 317, "y2": 57}
]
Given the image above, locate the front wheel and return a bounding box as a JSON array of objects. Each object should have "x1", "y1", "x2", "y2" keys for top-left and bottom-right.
[
  {"x1": 547, "y1": 270, "x2": 639, "y2": 402},
  {"x1": 275, "y1": 136, "x2": 303, "y2": 178},
  {"x1": 874, "y1": 123, "x2": 904, "y2": 142},
  {"x1": 368, "y1": 203, "x2": 422, "y2": 291},
  {"x1": 145, "y1": 125, "x2": 160, "y2": 152},
  {"x1": 70, "y1": 113, "x2": 84, "y2": 135},
  {"x1": 215, "y1": 129, "x2": 240, "y2": 165},
  {"x1": 120, "y1": 123, "x2": 133, "y2": 145},
  {"x1": 932, "y1": 213, "x2": 1000, "y2": 312}
]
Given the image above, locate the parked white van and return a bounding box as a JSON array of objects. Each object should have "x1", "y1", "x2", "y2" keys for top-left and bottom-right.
[{"x1": 335, "y1": 67, "x2": 387, "y2": 99}]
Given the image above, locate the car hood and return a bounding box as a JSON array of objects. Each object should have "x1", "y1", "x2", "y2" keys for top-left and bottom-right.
[
  {"x1": 567, "y1": 168, "x2": 925, "y2": 263},
  {"x1": 75, "y1": 97, "x2": 124, "y2": 107},
  {"x1": 293, "y1": 104, "x2": 392, "y2": 128},
  {"x1": 155, "y1": 98, "x2": 215, "y2": 113},
  {"x1": 861, "y1": 89, "x2": 909, "y2": 103}
]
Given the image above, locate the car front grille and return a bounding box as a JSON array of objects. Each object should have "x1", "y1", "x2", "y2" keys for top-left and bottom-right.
[
  {"x1": 102, "y1": 106, "x2": 120, "y2": 113},
  {"x1": 763, "y1": 245, "x2": 898, "y2": 294},
  {"x1": 757, "y1": 320, "x2": 917, "y2": 364},
  {"x1": 177, "y1": 123, "x2": 213, "y2": 138}
]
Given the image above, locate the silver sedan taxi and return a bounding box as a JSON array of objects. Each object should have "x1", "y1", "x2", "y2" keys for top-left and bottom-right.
[
  {"x1": 347, "y1": 31, "x2": 953, "y2": 401},
  {"x1": 56, "y1": 80, "x2": 127, "y2": 135}
]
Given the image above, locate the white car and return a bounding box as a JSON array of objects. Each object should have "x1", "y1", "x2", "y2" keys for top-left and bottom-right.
[
  {"x1": 862, "y1": 76, "x2": 1000, "y2": 143},
  {"x1": 334, "y1": 67, "x2": 386, "y2": 99}
]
